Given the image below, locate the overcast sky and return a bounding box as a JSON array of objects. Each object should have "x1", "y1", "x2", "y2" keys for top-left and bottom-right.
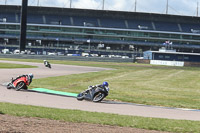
[{"x1": 0, "y1": 0, "x2": 199, "y2": 17}]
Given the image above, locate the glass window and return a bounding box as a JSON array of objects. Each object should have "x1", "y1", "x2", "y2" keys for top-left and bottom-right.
[
  {"x1": 7, "y1": 25, "x2": 16, "y2": 30},
  {"x1": 178, "y1": 56, "x2": 183, "y2": 60},
  {"x1": 28, "y1": 26, "x2": 38, "y2": 31},
  {"x1": 182, "y1": 35, "x2": 191, "y2": 39},
  {"x1": 160, "y1": 33, "x2": 170, "y2": 38},
  {"x1": 165, "y1": 55, "x2": 170, "y2": 59},
  {"x1": 0, "y1": 25, "x2": 6, "y2": 29},
  {"x1": 49, "y1": 27, "x2": 60, "y2": 32},
  {"x1": 170, "y1": 34, "x2": 180, "y2": 39},
  {"x1": 66, "y1": 28, "x2": 82, "y2": 33},
  {"x1": 149, "y1": 33, "x2": 159, "y2": 37},
  {"x1": 192, "y1": 36, "x2": 200, "y2": 40},
  {"x1": 84, "y1": 29, "x2": 94, "y2": 34}
]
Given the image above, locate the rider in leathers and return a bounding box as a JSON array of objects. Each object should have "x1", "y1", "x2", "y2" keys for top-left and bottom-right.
[
  {"x1": 85, "y1": 81, "x2": 109, "y2": 94},
  {"x1": 12, "y1": 73, "x2": 34, "y2": 85},
  {"x1": 43, "y1": 60, "x2": 49, "y2": 66}
]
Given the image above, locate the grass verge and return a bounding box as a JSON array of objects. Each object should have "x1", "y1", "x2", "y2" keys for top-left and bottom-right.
[
  {"x1": 1, "y1": 58, "x2": 200, "y2": 109},
  {"x1": 0, "y1": 102, "x2": 200, "y2": 133},
  {"x1": 0, "y1": 62, "x2": 37, "y2": 69},
  {"x1": 30, "y1": 61, "x2": 200, "y2": 109},
  {"x1": 0, "y1": 58, "x2": 200, "y2": 132}
]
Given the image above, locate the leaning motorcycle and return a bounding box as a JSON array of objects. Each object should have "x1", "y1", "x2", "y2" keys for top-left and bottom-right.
[
  {"x1": 7, "y1": 76, "x2": 31, "y2": 91},
  {"x1": 46, "y1": 63, "x2": 51, "y2": 69},
  {"x1": 44, "y1": 61, "x2": 51, "y2": 69},
  {"x1": 77, "y1": 86, "x2": 109, "y2": 102}
]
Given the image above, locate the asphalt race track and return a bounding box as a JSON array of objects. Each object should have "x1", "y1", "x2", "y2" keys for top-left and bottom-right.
[{"x1": 0, "y1": 60, "x2": 200, "y2": 121}]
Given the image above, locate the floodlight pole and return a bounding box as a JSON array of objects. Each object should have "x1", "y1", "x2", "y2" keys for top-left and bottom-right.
[
  {"x1": 134, "y1": 0, "x2": 137, "y2": 12},
  {"x1": 5, "y1": 0, "x2": 7, "y2": 5},
  {"x1": 37, "y1": 0, "x2": 39, "y2": 6},
  {"x1": 197, "y1": 2, "x2": 199, "y2": 17},
  {"x1": 19, "y1": 0, "x2": 28, "y2": 52},
  {"x1": 102, "y1": 0, "x2": 105, "y2": 10},
  {"x1": 70, "y1": 0, "x2": 72, "y2": 8},
  {"x1": 166, "y1": 0, "x2": 168, "y2": 14}
]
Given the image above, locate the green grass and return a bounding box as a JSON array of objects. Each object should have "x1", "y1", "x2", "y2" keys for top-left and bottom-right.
[
  {"x1": 29, "y1": 61, "x2": 200, "y2": 109},
  {"x1": 1, "y1": 58, "x2": 200, "y2": 132},
  {"x1": 0, "y1": 62, "x2": 37, "y2": 69},
  {"x1": 0, "y1": 102, "x2": 200, "y2": 133},
  {"x1": 1, "y1": 58, "x2": 200, "y2": 109}
]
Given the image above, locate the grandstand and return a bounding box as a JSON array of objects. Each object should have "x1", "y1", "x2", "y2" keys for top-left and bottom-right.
[{"x1": 1, "y1": 5, "x2": 200, "y2": 57}]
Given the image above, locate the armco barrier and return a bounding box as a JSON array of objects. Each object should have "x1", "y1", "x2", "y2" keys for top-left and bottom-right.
[
  {"x1": 0, "y1": 54, "x2": 133, "y2": 63},
  {"x1": 1, "y1": 54, "x2": 200, "y2": 67}
]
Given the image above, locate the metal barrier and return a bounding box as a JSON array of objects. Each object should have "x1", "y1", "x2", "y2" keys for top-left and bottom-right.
[{"x1": 0, "y1": 54, "x2": 134, "y2": 63}]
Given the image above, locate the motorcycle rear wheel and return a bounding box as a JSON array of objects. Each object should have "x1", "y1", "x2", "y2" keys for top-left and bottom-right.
[
  {"x1": 93, "y1": 92, "x2": 105, "y2": 102},
  {"x1": 16, "y1": 82, "x2": 26, "y2": 91}
]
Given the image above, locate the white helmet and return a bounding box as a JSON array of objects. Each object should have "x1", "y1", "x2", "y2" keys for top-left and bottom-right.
[{"x1": 28, "y1": 73, "x2": 34, "y2": 79}]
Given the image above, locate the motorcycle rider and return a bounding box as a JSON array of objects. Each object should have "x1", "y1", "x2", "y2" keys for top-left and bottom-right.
[
  {"x1": 77, "y1": 81, "x2": 109, "y2": 102},
  {"x1": 12, "y1": 73, "x2": 34, "y2": 84},
  {"x1": 43, "y1": 60, "x2": 49, "y2": 66},
  {"x1": 27, "y1": 73, "x2": 34, "y2": 84},
  {"x1": 43, "y1": 60, "x2": 51, "y2": 68},
  {"x1": 85, "y1": 81, "x2": 109, "y2": 94},
  {"x1": 8, "y1": 73, "x2": 34, "y2": 90}
]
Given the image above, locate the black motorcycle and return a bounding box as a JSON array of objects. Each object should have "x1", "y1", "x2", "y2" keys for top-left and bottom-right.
[
  {"x1": 77, "y1": 86, "x2": 109, "y2": 102},
  {"x1": 46, "y1": 63, "x2": 51, "y2": 69},
  {"x1": 44, "y1": 61, "x2": 51, "y2": 69}
]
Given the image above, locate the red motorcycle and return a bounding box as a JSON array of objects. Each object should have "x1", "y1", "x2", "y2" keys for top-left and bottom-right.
[{"x1": 7, "y1": 74, "x2": 33, "y2": 91}]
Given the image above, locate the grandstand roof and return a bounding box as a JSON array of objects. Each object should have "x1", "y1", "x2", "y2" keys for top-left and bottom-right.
[{"x1": 0, "y1": 5, "x2": 200, "y2": 24}]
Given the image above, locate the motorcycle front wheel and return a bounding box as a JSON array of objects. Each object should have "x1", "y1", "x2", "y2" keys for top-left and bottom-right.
[
  {"x1": 7, "y1": 83, "x2": 13, "y2": 89},
  {"x1": 93, "y1": 92, "x2": 105, "y2": 102},
  {"x1": 77, "y1": 93, "x2": 84, "y2": 101}
]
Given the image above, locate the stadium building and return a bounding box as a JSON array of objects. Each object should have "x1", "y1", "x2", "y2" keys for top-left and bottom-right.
[{"x1": 1, "y1": 5, "x2": 200, "y2": 57}]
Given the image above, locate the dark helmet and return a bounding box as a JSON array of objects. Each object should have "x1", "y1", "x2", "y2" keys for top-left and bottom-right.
[
  {"x1": 28, "y1": 73, "x2": 34, "y2": 79},
  {"x1": 102, "y1": 81, "x2": 109, "y2": 87}
]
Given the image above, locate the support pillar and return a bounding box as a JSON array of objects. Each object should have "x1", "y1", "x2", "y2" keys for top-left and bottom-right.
[{"x1": 19, "y1": 0, "x2": 28, "y2": 52}]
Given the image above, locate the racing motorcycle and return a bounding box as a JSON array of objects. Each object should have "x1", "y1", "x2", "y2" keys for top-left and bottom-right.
[
  {"x1": 7, "y1": 75, "x2": 32, "y2": 91},
  {"x1": 44, "y1": 60, "x2": 51, "y2": 69},
  {"x1": 77, "y1": 86, "x2": 109, "y2": 102}
]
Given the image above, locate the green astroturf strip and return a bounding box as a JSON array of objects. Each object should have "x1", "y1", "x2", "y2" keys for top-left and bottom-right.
[{"x1": 30, "y1": 88, "x2": 78, "y2": 97}]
